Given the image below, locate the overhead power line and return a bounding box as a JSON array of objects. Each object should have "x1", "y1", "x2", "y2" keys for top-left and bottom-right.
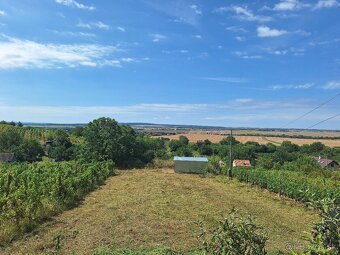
[
  {"x1": 281, "y1": 92, "x2": 340, "y2": 128},
  {"x1": 307, "y1": 113, "x2": 340, "y2": 129}
]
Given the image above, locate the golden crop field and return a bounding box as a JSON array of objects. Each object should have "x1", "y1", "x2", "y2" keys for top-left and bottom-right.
[{"x1": 159, "y1": 131, "x2": 340, "y2": 147}]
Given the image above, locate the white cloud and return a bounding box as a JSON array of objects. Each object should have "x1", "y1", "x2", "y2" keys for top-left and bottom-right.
[
  {"x1": 233, "y1": 51, "x2": 263, "y2": 59},
  {"x1": 52, "y1": 30, "x2": 96, "y2": 37},
  {"x1": 225, "y1": 26, "x2": 247, "y2": 33},
  {"x1": 55, "y1": 0, "x2": 95, "y2": 11},
  {"x1": 257, "y1": 26, "x2": 287, "y2": 37},
  {"x1": 235, "y1": 36, "x2": 245, "y2": 42},
  {"x1": 273, "y1": 0, "x2": 311, "y2": 11},
  {"x1": 322, "y1": 81, "x2": 340, "y2": 89},
  {"x1": 270, "y1": 83, "x2": 315, "y2": 90},
  {"x1": 0, "y1": 35, "x2": 126, "y2": 69},
  {"x1": 195, "y1": 34, "x2": 202, "y2": 39},
  {"x1": 145, "y1": 1, "x2": 201, "y2": 26},
  {"x1": 0, "y1": 10, "x2": 6, "y2": 16},
  {"x1": 199, "y1": 77, "x2": 248, "y2": 83},
  {"x1": 214, "y1": 6, "x2": 272, "y2": 22},
  {"x1": 77, "y1": 21, "x2": 110, "y2": 30},
  {"x1": 116, "y1": 26, "x2": 126, "y2": 32},
  {"x1": 149, "y1": 33, "x2": 167, "y2": 42},
  {"x1": 163, "y1": 49, "x2": 189, "y2": 54},
  {"x1": 314, "y1": 0, "x2": 340, "y2": 9},
  {"x1": 190, "y1": 5, "x2": 202, "y2": 15}
]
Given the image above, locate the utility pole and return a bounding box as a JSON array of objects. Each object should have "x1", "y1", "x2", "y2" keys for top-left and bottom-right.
[{"x1": 228, "y1": 129, "x2": 233, "y2": 178}]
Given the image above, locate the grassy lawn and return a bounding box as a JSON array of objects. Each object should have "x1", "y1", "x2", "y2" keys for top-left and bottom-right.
[{"x1": 1, "y1": 169, "x2": 318, "y2": 255}]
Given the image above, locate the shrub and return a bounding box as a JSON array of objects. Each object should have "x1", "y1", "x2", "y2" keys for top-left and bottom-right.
[
  {"x1": 293, "y1": 198, "x2": 339, "y2": 255},
  {"x1": 198, "y1": 209, "x2": 268, "y2": 255}
]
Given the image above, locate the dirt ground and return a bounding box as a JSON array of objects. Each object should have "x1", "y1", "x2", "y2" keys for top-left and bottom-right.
[{"x1": 1, "y1": 169, "x2": 318, "y2": 255}]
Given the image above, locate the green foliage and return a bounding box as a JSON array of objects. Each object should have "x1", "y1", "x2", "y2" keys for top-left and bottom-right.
[
  {"x1": 198, "y1": 209, "x2": 268, "y2": 255},
  {"x1": 179, "y1": 135, "x2": 189, "y2": 145},
  {"x1": 293, "y1": 198, "x2": 339, "y2": 255},
  {"x1": 73, "y1": 126, "x2": 85, "y2": 137},
  {"x1": 82, "y1": 118, "x2": 161, "y2": 167},
  {"x1": 14, "y1": 139, "x2": 45, "y2": 162},
  {"x1": 0, "y1": 128, "x2": 44, "y2": 162},
  {"x1": 196, "y1": 140, "x2": 214, "y2": 156},
  {"x1": 220, "y1": 136, "x2": 240, "y2": 146},
  {"x1": 0, "y1": 160, "x2": 114, "y2": 243},
  {"x1": 283, "y1": 156, "x2": 322, "y2": 174},
  {"x1": 233, "y1": 168, "x2": 340, "y2": 205},
  {"x1": 49, "y1": 130, "x2": 74, "y2": 161}
]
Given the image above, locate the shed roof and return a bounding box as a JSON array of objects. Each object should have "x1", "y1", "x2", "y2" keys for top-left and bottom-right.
[
  {"x1": 0, "y1": 153, "x2": 16, "y2": 162},
  {"x1": 174, "y1": 156, "x2": 208, "y2": 162}
]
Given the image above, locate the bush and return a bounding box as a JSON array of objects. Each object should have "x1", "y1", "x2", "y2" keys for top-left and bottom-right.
[
  {"x1": 198, "y1": 209, "x2": 268, "y2": 255},
  {"x1": 293, "y1": 198, "x2": 339, "y2": 255}
]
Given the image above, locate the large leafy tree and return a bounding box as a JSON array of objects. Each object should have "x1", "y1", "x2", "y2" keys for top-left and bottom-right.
[
  {"x1": 49, "y1": 130, "x2": 74, "y2": 161},
  {"x1": 83, "y1": 117, "x2": 144, "y2": 167}
]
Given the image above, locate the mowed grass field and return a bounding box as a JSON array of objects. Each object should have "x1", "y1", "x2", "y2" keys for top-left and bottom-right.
[
  {"x1": 2, "y1": 169, "x2": 318, "y2": 255},
  {"x1": 160, "y1": 132, "x2": 340, "y2": 147}
]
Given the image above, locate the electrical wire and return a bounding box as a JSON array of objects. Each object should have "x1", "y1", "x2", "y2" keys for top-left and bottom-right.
[
  {"x1": 306, "y1": 113, "x2": 340, "y2": 129},
  {"x1": 281, "y1": 92, "x2": 340, "y2": 128}
]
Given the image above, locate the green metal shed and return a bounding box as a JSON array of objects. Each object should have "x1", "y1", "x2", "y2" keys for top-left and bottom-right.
[{"x1": 174, "y1": 156, "x2": 208, "y2": 174}]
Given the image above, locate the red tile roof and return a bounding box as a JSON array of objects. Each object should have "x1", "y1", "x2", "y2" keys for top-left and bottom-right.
[{"x1": 233, "y1": 159, "x2": 251, "y2": 167}]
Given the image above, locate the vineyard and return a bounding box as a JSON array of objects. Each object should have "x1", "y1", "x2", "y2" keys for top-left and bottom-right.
[
  {"x1": 0, "y1": 160, "x2": 114, "y2": 244},
  {"x1": 233, "y1": 168, "x2": 340, "y2": 205},
  {"x1": 0, "y1": 124, "x2": 52, "y2": 141}
]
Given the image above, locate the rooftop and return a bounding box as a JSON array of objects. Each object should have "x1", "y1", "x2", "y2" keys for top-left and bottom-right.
[{"x1": 174, "y1": 157, "x2": 208, "y2": 162}]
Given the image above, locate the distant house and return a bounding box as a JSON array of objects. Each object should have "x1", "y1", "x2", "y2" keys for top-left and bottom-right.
[
  {"x1": 314, "y1": 157, "x2": 339, "y2": 169},
  {"x1": 233, "y1": 159, "x2": 252, "y2": 167},
  {"x1": 0, "y1": 153, "x2": 16, "y2": 163}
]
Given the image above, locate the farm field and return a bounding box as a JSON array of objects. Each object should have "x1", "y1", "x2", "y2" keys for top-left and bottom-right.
[
  {"x1": 1, "y1": 169, "x2": 318, "y2": 255},
  {"x1": 159, "y1": 132, "x2": 340, "y2": 147}
]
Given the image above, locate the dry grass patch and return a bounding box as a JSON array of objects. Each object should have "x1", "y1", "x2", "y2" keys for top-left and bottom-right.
[{"x1": 2, "y1": 169, "x2": 318, "y2": 255}]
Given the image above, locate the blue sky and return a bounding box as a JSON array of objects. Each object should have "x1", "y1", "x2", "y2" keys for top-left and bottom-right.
[{"x1": 0, "y1": 0, "x2": 339, "y2": 129}]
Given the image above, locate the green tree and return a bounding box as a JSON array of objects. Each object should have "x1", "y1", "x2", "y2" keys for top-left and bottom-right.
[
  {"x1": 15, "y1": 139, "x2": 44, "y2": 162},
  {"x1": 73, "y1": 126, "x2": 85, "y2": 137},
  {"x1": 82, "y1": 117, "x2": 143, "y2": 167},
  {"x1": 178, "y1": 135, "x2": 189, "y2": 145},
  {"x1": 0, "y1": 128, "x2": 23, "y2": 152},
  {"x1": 49, "y1": 130, "x2": 74, "y2": 161},
  {"x1": 220, "y1": 136, "x2": 240, "y2": 146}
]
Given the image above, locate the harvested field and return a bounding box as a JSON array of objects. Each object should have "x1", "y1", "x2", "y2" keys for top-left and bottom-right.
[
  {"x1": 2, "y1": 169, "x2": 317, "y2": 255},
  {"x1": 160, "y1": 132, "x2": 340, "y2": 147}
]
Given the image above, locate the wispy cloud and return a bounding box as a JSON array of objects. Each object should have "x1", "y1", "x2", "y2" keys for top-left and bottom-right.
[
  {"x1": 225, "y1": 26, "x2": 247, "y2": 33},
  {"x1": 190, "y1": 5, "x2": 202, "y2": 15},
  {"x1": 199, "y1": 77, "x2": 248, "y2": 83},
  {"x1": 55, "y1": 0, "x2": 95, "y2": 11},
  {"x1": 116, "y1": 26, "x2": 126, "y2": 32},
  {"x1": 144, "y1": 0, "x2": 201, "y2": 26},
  {"x1": 77, "y1": 21, "x2": 110, "y2": 30},
  {"x1": 233, "y1": 51, "x2": 263, "y2": 59},
  {"x1": 314, "y1": 0, "x2": 340, "y2": 9},
  {"x1": 273, "y1": 0, "x2": 311, "y2": 11},
  {"x1": 52, "y1": 30, "x2": 96, "y2": 37},
  {"x1": 163, "y1": 49, "x2": 189, "y2": 54},
  {"x1": 149, "y1": 33, "x2": 167, "y2": 42},
  {"x1": 0, "y1": 34, "x2": 126, "y2": 69},
  {"x1": 235, "y1": 36, "x2": 246, "y2": 42},
  {"x1": 257, "y1": 26, "x2": 287, "y2": 37},
  {"x1": 214, "y1": 6, "x2": 272, "y2": 22},
  {"x1": 195, "y1": 34, "x2": 202, "y2": 39},
  {"x1": 270, "y1": 83, "x2": 315, "y2": 90},
  {"x1": 322, "y1": 80, "x2": 340, "y2": 89},
  {"x1": 0, "y1": 10, "x2": 6, "y2": 16}
]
